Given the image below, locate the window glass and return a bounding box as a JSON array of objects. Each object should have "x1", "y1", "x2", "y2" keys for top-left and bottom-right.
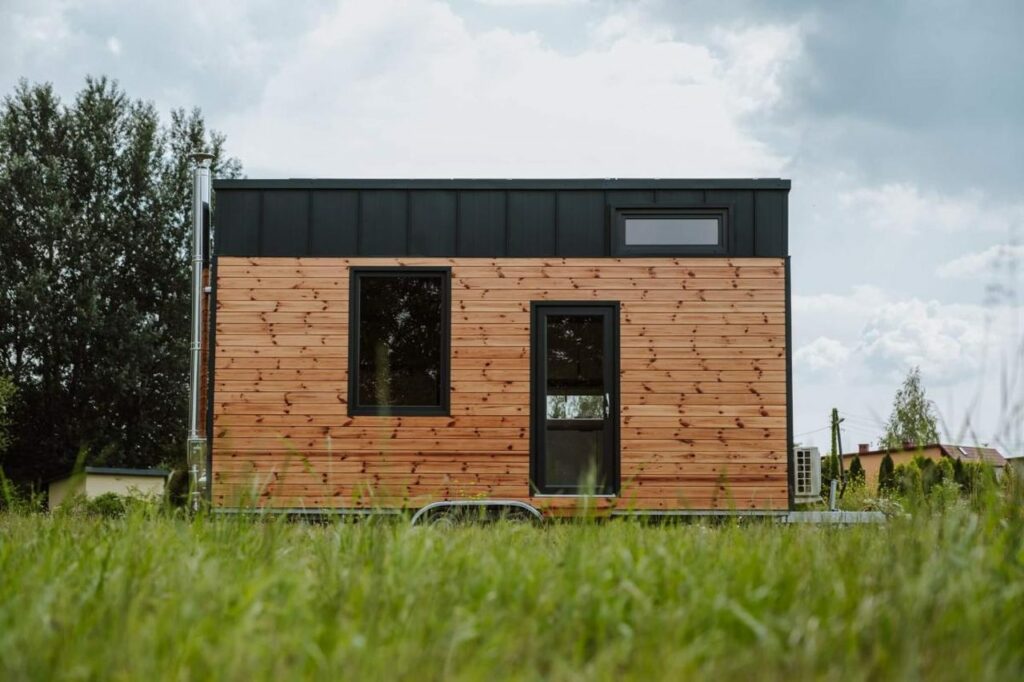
[
  {"x1": 624, "y1": 217, "x2": 719, "y2": 245},
  {"x1": 353, "y1": 272, "x2": 447, "y2": 412}
]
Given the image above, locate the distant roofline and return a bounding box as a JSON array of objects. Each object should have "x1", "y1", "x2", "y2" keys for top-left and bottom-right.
[
  {"x1": 841, "y1": 443, "x2": 1006, "y2": 464},
  {"x1": 213, "y1": 178, "x2": 792, "y2": 191},
  {"x1": 82, "y1": 466, "x2": 170, "y2": 477}
]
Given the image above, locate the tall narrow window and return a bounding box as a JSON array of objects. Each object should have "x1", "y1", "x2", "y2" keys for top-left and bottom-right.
[{"x1": 348, "y1": 268, "x2": 450, "y2": 416}]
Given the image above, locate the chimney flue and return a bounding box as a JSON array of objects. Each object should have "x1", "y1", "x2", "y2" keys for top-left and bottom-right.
[
  {"x1": 858, "y1": 443, "x2": 869, "y2": 454},
  {"x1": 187, "y1": 152, "x2": 214, "y2": 509}
]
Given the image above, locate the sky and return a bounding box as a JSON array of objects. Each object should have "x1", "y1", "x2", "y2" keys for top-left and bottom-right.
[{"x1": 3, "y1": 0, "x2": 1022, "y2": 455}]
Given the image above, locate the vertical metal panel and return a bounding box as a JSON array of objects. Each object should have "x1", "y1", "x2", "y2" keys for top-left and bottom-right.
[
  {"x1": 310, "y1": 190, "x2": 358, "y2": 256},
  {"x1": 409, "y1": 190, "x2": 457, "y2": 256},
  {"x1": 260, "y1": 190, "x2": 309, "y2": 257},
  {"x1": 214, "y1": 190, "x2": 260, "y2": 256},
  {"x1": 360, "y1": 190, "x2": 408, "y2": 256},
  {"x1": 754, "y1": 190, "x2": 788, "y2": 257},
  {"x1": 654, "y1": 189, "x2": 704, "y2": 204},
  {"x1": 706, "y1": 189, "x2": 754, "y2": 257},
  {"x1": 457, "y1": 190, "x2": 507, "y2": 257},
  {"x1": 605, "y1": 190, "x2": 655, "y2": 206},
  {"x1": 507, "y1": 191, "x2": 556, "y2": 256},
  {"x1": 556, "y1": 191, "x2": 605, "y2": 256}
]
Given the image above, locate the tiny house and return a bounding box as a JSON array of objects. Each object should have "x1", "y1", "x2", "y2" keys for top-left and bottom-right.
[{"x1": 194, "y1": 177, "x2": 792, "y2": 516}]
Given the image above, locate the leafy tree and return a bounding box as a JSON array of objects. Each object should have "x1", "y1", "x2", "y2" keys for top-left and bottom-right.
[
  {"x1": 881, "y1": 367, "x2": 940, "y2": 449},
  {"x1": 848, "y1": 455, "x2": 865, "y2": 487},
  {"x1": 878, "y1": 453, "x2": 896, "y2": 495},
  {"x1": 0, "y1": 77, "x2": 241, "y2": 485}
]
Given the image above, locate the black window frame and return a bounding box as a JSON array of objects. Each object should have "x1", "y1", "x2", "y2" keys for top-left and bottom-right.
[
  {"x1": 529, "y1": 301, "x2": 621, "y2": 497},
  {"x1": 347, "y1": 266, "x2": 452, "y2": 417},
  {"x1": 610, "y1": 205, "x2": 730, "y2": 256}
]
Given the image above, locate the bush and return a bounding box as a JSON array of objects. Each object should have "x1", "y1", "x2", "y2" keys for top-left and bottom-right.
[
  {"x1": 878, "y1": 453, "x2": 896, "y2": 494},
  {"x1": 848, "y1": 455, "x2": 866, "y2": 487},
  {"x1": 55, "y1": 492, "x2": 157, "y2": 519},
  {"x1": 0, "y1": 467, "x2": 44, "y2": 514}
]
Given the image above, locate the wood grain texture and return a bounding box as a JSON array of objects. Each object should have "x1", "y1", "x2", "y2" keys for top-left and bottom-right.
[{"x1": 211, "y1": 256, "x2": 789, "y2": 512}]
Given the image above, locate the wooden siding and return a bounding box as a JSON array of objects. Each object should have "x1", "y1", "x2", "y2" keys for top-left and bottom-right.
[{"x1": 211, "y1": 257, "x2": 789, "y2": 512}]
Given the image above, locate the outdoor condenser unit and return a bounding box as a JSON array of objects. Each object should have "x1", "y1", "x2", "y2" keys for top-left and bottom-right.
[{"x1": 793, "y1": 446, "x2": 822, "y2": 503}]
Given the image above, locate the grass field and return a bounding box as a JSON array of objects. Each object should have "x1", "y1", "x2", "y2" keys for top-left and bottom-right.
[{"x1": 1, "y1": 499, "x2": 1022, "y2": 681}]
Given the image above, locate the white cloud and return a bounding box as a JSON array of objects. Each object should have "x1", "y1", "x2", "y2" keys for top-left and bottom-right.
[
  {"x1": 837, "y1": 183, "x2": 1024, "y2": 236},
  {"x1": 106, "y1": 36, "x2": 121, "y2": 56},
  {"x1": 224, "y1": 0, "x2": 799, "y2": 177},
  {"x1": 795, "y1": 336, "x2": 851, "y2": 372},
  {"x1": 938, "y1": 244, "x2": 1024, "y2": 279},
  {"x1": 796, "y1": 287, "x2": 1006, "y2": 385}
]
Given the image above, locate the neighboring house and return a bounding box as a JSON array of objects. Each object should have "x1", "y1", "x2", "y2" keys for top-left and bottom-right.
[
  {"x1": 842, "y1": 443, "x2": 1007, "y2": 487},
  {"x1": 1005, "y1": 454, "x2": 1024, "y2": 478},
  {"x1": 197, "y1": 177, "x2": 793, "y2": 517},
  {"x1": 48, "y1": 467, "x2": 169, "y2": 509}
]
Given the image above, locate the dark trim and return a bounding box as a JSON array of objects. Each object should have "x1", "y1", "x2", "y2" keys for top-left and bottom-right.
[
  {"x1": 83, "y1": 467, "x2": 170, "y2": 478},
  {"x1": 785, "y1": 256, "x2": 794, "y2": 511},
  {"x1": 214, "y1": 178, "x2": 791, "y2": 191},
  {"x1": 529, "y1": 301, "x2": 621, "y2": 496},
  {"x1": 205, "y1": 253, "x2": 218, "y2": 503},
  {"x1": 347, "y1": 267, "x2": 452, "y2": 417},
  {"x1": 609, "y1": 204, "x2": 730, "y2": 257}
]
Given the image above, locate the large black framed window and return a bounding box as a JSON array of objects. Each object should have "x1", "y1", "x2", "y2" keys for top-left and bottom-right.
[
  {"x1": 347, "y1": 267, "x2": 451, "y2": 416},
  {"x1": 611, "y1": 206, "x2": 729, "y2": 256}
]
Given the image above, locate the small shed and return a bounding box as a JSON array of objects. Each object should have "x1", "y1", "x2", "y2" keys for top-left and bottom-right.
[{"x1": 48, "y1": 467, "x2": 170, "y2": 509}]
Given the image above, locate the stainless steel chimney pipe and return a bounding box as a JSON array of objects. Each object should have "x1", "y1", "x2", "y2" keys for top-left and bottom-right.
[{"x1": 187, "y1": 152, "x2": 214, "y2": 508}]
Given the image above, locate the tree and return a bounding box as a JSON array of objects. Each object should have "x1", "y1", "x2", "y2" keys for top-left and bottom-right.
[
  {"x1": 0, "y1": 77, "x2": 241, "y2": 485},
  {"x1": 881, "y1": 367, "x2": 940, "y2": 449},
  {"x1": 878, "y1": 453, "x2": 896, "y2": 495},
  {"x1": 0, "y1": 375, "x2": 16, "y2": 455},
  {"x1": 848, "y1": 455, "x2": 865, "y2": 487}
]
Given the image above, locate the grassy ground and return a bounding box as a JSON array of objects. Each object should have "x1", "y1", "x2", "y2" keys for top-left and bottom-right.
[{"x1": 1, "y1": 501, "x2": 1022, "y2": 681}]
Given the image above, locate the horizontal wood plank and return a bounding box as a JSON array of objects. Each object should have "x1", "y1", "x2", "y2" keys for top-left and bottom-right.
[{"x1": 212, "y1": 256, "x2": 790, "y2": 512}]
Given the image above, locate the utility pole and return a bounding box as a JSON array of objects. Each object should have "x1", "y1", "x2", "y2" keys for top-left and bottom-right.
[{"x1": 830, "y1": 408, "x2": 846, "y2": 500}]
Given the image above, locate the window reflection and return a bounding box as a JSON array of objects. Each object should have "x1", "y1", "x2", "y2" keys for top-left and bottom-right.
[{"x1": 355, "y1": 273, "x2": 444, "y2": 409}]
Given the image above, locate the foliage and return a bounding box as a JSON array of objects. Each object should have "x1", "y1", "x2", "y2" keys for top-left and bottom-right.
[
  {"x1": 821, "y1": 451, "x2": 841, "y2": 489},
  {"x1": 0, "y1": 466, "x2": 44, "y2": 513},
  {"x1": 878, "y1": 453, "x2": 896, "y2": 494},
  {"x1": 1, "y1": 500, "x2": 1023, "y2": 680},
  {"x1": 55, "y1": 491, "x2": 156, "y2": 519},
  {"x1": 0, "y1": 77, "x2": 241, "y2": 485},
  {"x1": 848, "y1": 454, "x2": 865, "y2": 487},
  {"x1": 0, "y1": 375, "x2": 15, "y2": 455},
  {"x1": 881, "y1": 366, "x2": 940, "y2": 449}
]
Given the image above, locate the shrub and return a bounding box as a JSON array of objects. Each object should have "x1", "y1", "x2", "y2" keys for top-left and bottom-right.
[
  {"x1": 878, "y1": 453, "x2": 896, "y2": 494},
  {"x1": 848, "y1": 455, "x2": 866, "y2": 487}
]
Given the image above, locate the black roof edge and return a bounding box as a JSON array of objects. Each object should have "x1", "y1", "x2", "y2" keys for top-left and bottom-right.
[
  {"x1": 46, "y1": 466, "x2": 171, "y2": 484},
  {"x1": 82, "y1": 467, "x2": 170, "y2": 478},
  {"x1": 212, "y1": 178, "x2": 792, "y2": 191}
]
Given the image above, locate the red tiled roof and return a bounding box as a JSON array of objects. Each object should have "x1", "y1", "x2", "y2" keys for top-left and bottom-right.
[
  {"x1": 937, "y1": 444, "x2": 1006, "y2": 467},
  {"x1": 841, "y1": 443, "x2": 1007, "y2": 467}
]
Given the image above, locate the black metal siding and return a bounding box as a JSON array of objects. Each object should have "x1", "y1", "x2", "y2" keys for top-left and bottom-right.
[
  {"x1": 360, "y1": 191, "x2": 407, "y2": 256},
  {"x1": 212, "y1": 179, "x2": 789, "y2": 258},
  {"x1": 310, "y1": 190, "x2": 359, "y2": 255},
  {"x1": 507, "y1": 191, "x2": 556, "y2": 256},
  {"x1": 409, "y1": 191, "x2": 456, "y2": 256},
  {"x1": 261, "y1": 190, "x2": 309, "y2": 257},
  {"x1": 458, "y1": 191, "x2": 507, "y2": 257}
]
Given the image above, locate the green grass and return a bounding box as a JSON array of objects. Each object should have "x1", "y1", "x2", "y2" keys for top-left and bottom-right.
[{"x1": 1, "y1": 503, "x2": 1022, "y2": 681}]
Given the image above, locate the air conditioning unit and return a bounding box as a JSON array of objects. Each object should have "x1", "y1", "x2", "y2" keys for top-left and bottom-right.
[{"x1": 793, "y1": 446, "x2": 822, "y2": 503}]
